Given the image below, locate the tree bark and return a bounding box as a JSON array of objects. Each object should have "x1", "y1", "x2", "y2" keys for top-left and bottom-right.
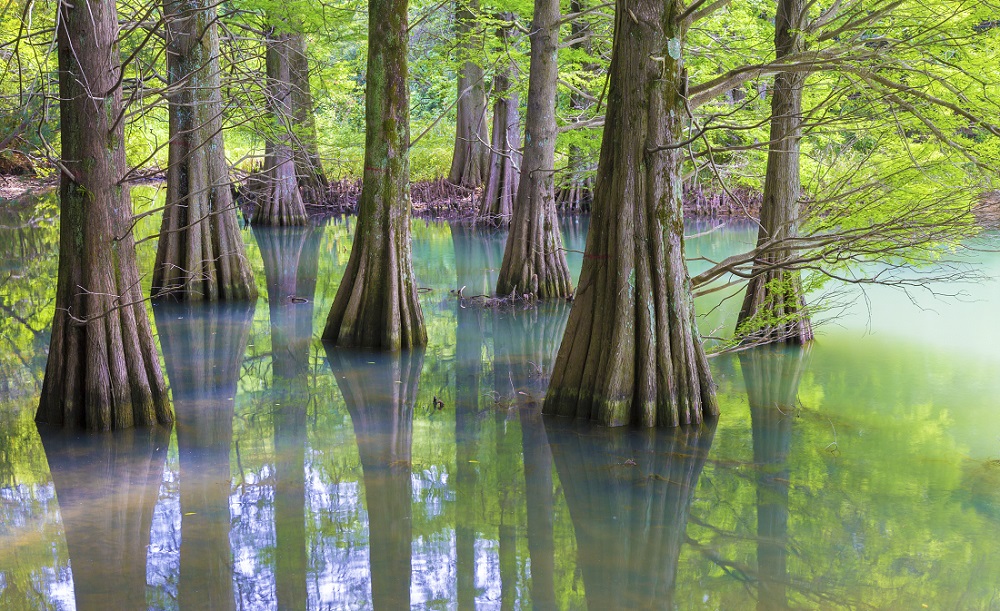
[
  {"x1": 449, "y1": 0, "x2": 490, "y2": 187},
  {"x1": 37, "y1": 0, "x2": 172, "y2": 431},
  {"x1": 495, "y1": 0, "x2": 573, "y2": 299},
  {"x1": 735, "y1": 0, "x2": 814, "y2": 345},
  {"x1": 154, "y1": 0, "x2": 257, "y2": 301},
  {"x1": 477, "y1": 18, "x2": 521, "y2": 226},
  {"x1": 543, "y1": 0, "x2": 718, "y2": 427},
  {"x1": 290, "y1": 31, "x2": 329, "y2": 204},
  {"x1": 252, "y1": 26, "x2": 308, "y2": 226},
  {"x1": 322, "y1": 0, "x2": 427, "y2": 350}
]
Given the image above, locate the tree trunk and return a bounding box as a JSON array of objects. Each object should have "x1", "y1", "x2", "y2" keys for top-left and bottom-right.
[
  {"x1": 556, "y1": 0, "x2": 595, "y2": 212},
  {"x1": 155, "y1": 302, "x2": 255, "y2": 611},
  {"x1": 252, "y1": 27, "x2": 308, "y2": 226},
  {"x1": 290, "y1": 31, "x2": 329, "y2": 204},
  {"x1": 547, "y1": 419, "x2": 716, "y2": 609},
  {"x1": 495, "y1": 0, "x2": 573, "y2": 299},
  {"x1": 321, "y1": 0, "x2": 426, "y2": 350},
  {"x1": 37, "y1": 0, "x2": 172, "y2": 431},
  {"x1": 326, "y1": 348, "x2": 423, "y2": 611},
  {"x1": 477, "y1": 18, "x2": 521, "y2": 226},
  {"x1": 735, "y1": 0, "x2": 813, "y2": 345},
  {"x1": 41, "y1": 426, "x2": 170, "y2": 610},
  {"x1": 449, "y1": 0, "x2": 490, "y2": 187},
  {"x1": 543, "y1": 0, "x2": 718, "y2": 427},
  {"x1": 154, "y1": 0, "x2": 257, "y2": 302}
]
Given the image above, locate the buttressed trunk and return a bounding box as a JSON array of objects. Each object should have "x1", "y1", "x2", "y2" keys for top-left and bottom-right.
[
  {"x1": 449, "y1": 0, "x2": 490, "y2": 187},
  {"x1": 495, "y1": 0, "x2": 573, "y2": 299},
  {"x1": 154, "y1": 0, "x2": 257, "y2": 301},
  {"x1": 253, "y1": 26, "x2": 307, "y2": 226},
  {"x1": 736, "y1": 0, "x2": 813, "y2": 345},
  {"x1": 477, "y1": 18, "x2": 521, "y2": 226},
  {"x1": 543, "y1": 0, "x2": 718, "y2": 427},
  {"x1": 290, "y1": 31, "x2": 329, "y2": 204},
  {"x1": 38, "y1": 0, "x2": 172, "y2": 430},
  {"x1": 321, "y1": 0, "x2": 427, "y2": 350}
]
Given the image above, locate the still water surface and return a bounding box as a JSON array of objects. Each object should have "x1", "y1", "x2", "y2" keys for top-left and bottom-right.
[{"x1": 2, "y1": 192, "x2": 1000, "y2": 609}]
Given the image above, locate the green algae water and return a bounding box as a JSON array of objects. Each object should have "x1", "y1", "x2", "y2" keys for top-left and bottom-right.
[{"x1": 3, "y1": 191, "x2": 1000, "y2": 609}]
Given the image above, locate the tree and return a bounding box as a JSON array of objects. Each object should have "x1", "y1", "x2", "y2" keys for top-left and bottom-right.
[
  {"x1": 153, "y1": 0, "x2": 257, "y2": 301},
  {"x1": 494, "y1": 0, "x2": 574, "y2": 299},
  {"x1": 321, "y1": 0, "x2": 427, "y2": 350},
  {"x1": 289, "y1": 30, "x2": 329, "y2": 204},
  {"x1": 449, "y1": 0, "x2": 490, "y2": 187},
  {"x1": 37, "y1": 0, "x2": 172, "y2": 430},
  {"x1": 477, "y1": 18, "x2": 521, "y2": 226},
  {"x1": 544, "y1": 0, "x2": 718, "y2": 427}
]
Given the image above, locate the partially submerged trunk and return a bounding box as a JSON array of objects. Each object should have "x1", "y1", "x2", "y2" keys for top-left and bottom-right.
[
  {"x1": 290, "y1": 31, "x2": 329, "y2": 204},
  {"x1": 155, "y1": 302, "x2": 254, "y2": 611},
  {"x1": 477, "y1": 19, "x2": 521, "y2": 226},
  {"x1": 735, "y1": 0, "x2": 813, "y2": 345},
  {"x1": 543, "y1": 0, "x2": 718, "y2": 427},
  {"x1": 327, "y1": 348, "x2": 423, "y2": 610},
  {"x1": 547, "y1": 420, "x2": 716, "y2": 608},
  {"x1": 252, "y1": 27, "x2": 307, "y2": 226},
  {"x1": 154, "y1": 0, "x2": 257, "y2": 302},
  {"x1": 322, "y1": 0, "x2": 426, "y2": 349},
  {"x1": 495, "y1": 0, "x2": 573, "y2": 299},
  {"x1": 41, "y1": 426, "x2": 170, "y2": 609},
  {"x1": 449, "y1": 0, "x2": 490, "y2": 187},
  {"x1": 38, "y1": 0, "x2": 172, "y2": 430}
]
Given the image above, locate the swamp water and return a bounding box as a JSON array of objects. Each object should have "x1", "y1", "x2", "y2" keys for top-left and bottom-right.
[{"x1": 2, "y1": 192, "x2": 1000, "y2": 609}]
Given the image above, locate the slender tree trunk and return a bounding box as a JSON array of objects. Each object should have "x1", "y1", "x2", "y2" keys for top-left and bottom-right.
[
  {"x1": 735, "y1": 0, "x2": 813, "y2": 345},
  {"x1": 322, "y1": 0, "x2": 427, "y2": 349},
  {"x1": 290, "y1": 31, "x2": 329, "y2": 204},
  {"x1": 477, "y1": 18, "x2": 521, "y2": 226},
  {"x1": 37, "y1": 0, "x2": 172, "y2": 430},
  {"x1": 154, "y1": 0, "x2": 257, "y2": 301},
  {"x1": 252, "y1": 27, "x2": 308, "y2": 226},
  {"x1": 449, "y1": 0, "x2": 490, "y2": 187},
  {"x1": 544, "y1": 0, "x2": 718, "y2": 427},
  {"x1": 557, "y1": 0, "x2": 595, "y2": 212},
  {"x1": 495, "y1": 0, "x2": 573, "y2": 299}
]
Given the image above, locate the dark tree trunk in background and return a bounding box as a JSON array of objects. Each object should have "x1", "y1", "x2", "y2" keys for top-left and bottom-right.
[
  {"x1": 544, "y1": 0, "x2": 718, "y2": 427},
  {"x1": 41, "y1": 427, "x2": 170, "y2": 610},
  {"x1": 449, "y1": 0, "x2": 490, "y2": 187},
  {"x1": 477, "y1": 18, "x2": 521, "y2": 226},
  {"x1": 253, "y1": 26, "x2": 308, "y2": 226},
  {"x1": 327, "y1": 348, "x2": 423, "y2": 611},
  {"x1": 38, "y1": 0, "x2": 172, "y2": 431},
  {"x1": 547, "y1": 420, "x2": 716, "y2": 609},
  {"x1": 156, "y1": 302, "x2": 255, "y2": 611},
  {"x1": 153, "y1": 0, "x2": 257, "y2": 302},
  {"x1": 741, "y1": 346, "x2": 808, "y2": 610},
  {"x1": 290, "y1": 31, "x2": 329, "y2": 204},
  {"x1": 322, "y1": 0, "x2": 427, "y2": 350},
  {"x1": 557, "y1": 0, "x2": 595, "y2": 212},
  {"x1": 495, "y1": 0, "x2": 573, "y2": 299},
  {"x1": 736, "y1": 0, "x2": 813, "y2": 345}
]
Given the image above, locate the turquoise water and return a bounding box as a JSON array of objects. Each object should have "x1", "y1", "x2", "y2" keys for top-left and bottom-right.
[{"x1": 2, "y1": 194, "x2": 1000, "y2": 609}]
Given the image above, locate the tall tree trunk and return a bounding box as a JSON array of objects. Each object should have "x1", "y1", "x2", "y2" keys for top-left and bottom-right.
[
  {"x1": 253, "y1": 27, "x2": 308, "y2": 226},
  {"x1": 327, "y1": 348, "x2": 422, "y2": 610},
  {"x1": 477, "y1": 18, "x2": 521, "y2": 225},
  {"x1": 41, "y1": 426, "x2": 170, "y2": 610},
  {"x1": 544, "y1": 0, "x2": 718, "y2": 427},
  {"x1": 153, "y1": 0, "x2": 257, "y2": 301},
  {"x1": 735, "y1": 0, "x2": 813, "y2": 345},
  {"x1": 38, "y1": 0, "x2": 172, "y2": 430},
  {"x1": 556, "y1": 0, "x2": 595, "y2": 212},
  {"x1": 155, "y1": 302, "x2": 255, "y2": 611},
  {"x1": 449, "y1": 0, "x2": 490, "y2": 187},
  {"x1": 547, "y1": 420, "x2": 716, "y2": 609},
  {"x1": 322, "y1": 0, "x2": 427, "y2": 349},
  {"x1": 495, "y1": 0, "x2": 573, "y2": 299},
  {"x1": 290, "y1": 31, "x2": 329, "y2": 204}
]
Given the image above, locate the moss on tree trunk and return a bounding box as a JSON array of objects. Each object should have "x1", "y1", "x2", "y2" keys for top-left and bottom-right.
[
  {"x1": 736, "y1": 0, "x2": 813, "y2": 345},
  {"x1": 154, "y1": 0, "x2": 257, "y2": 301},
  {"x1": 449, "y1": 0, "x2": 490, "y2": 188},
  {"x1": 38, "y1": 0, "x2": 172, "y2": 431},
  {"x1": 477, "y1": 18, "x2": 521, "y2": 226},
  {"x1": 495, "y1": 0, "x2": 573, "y2": 299},
  {"x1": 543, "y1": 0, "x2": 717, "y2": 427},
  {"x1": 322, "y1": 0, "x2": 426, "y2": 350}
]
